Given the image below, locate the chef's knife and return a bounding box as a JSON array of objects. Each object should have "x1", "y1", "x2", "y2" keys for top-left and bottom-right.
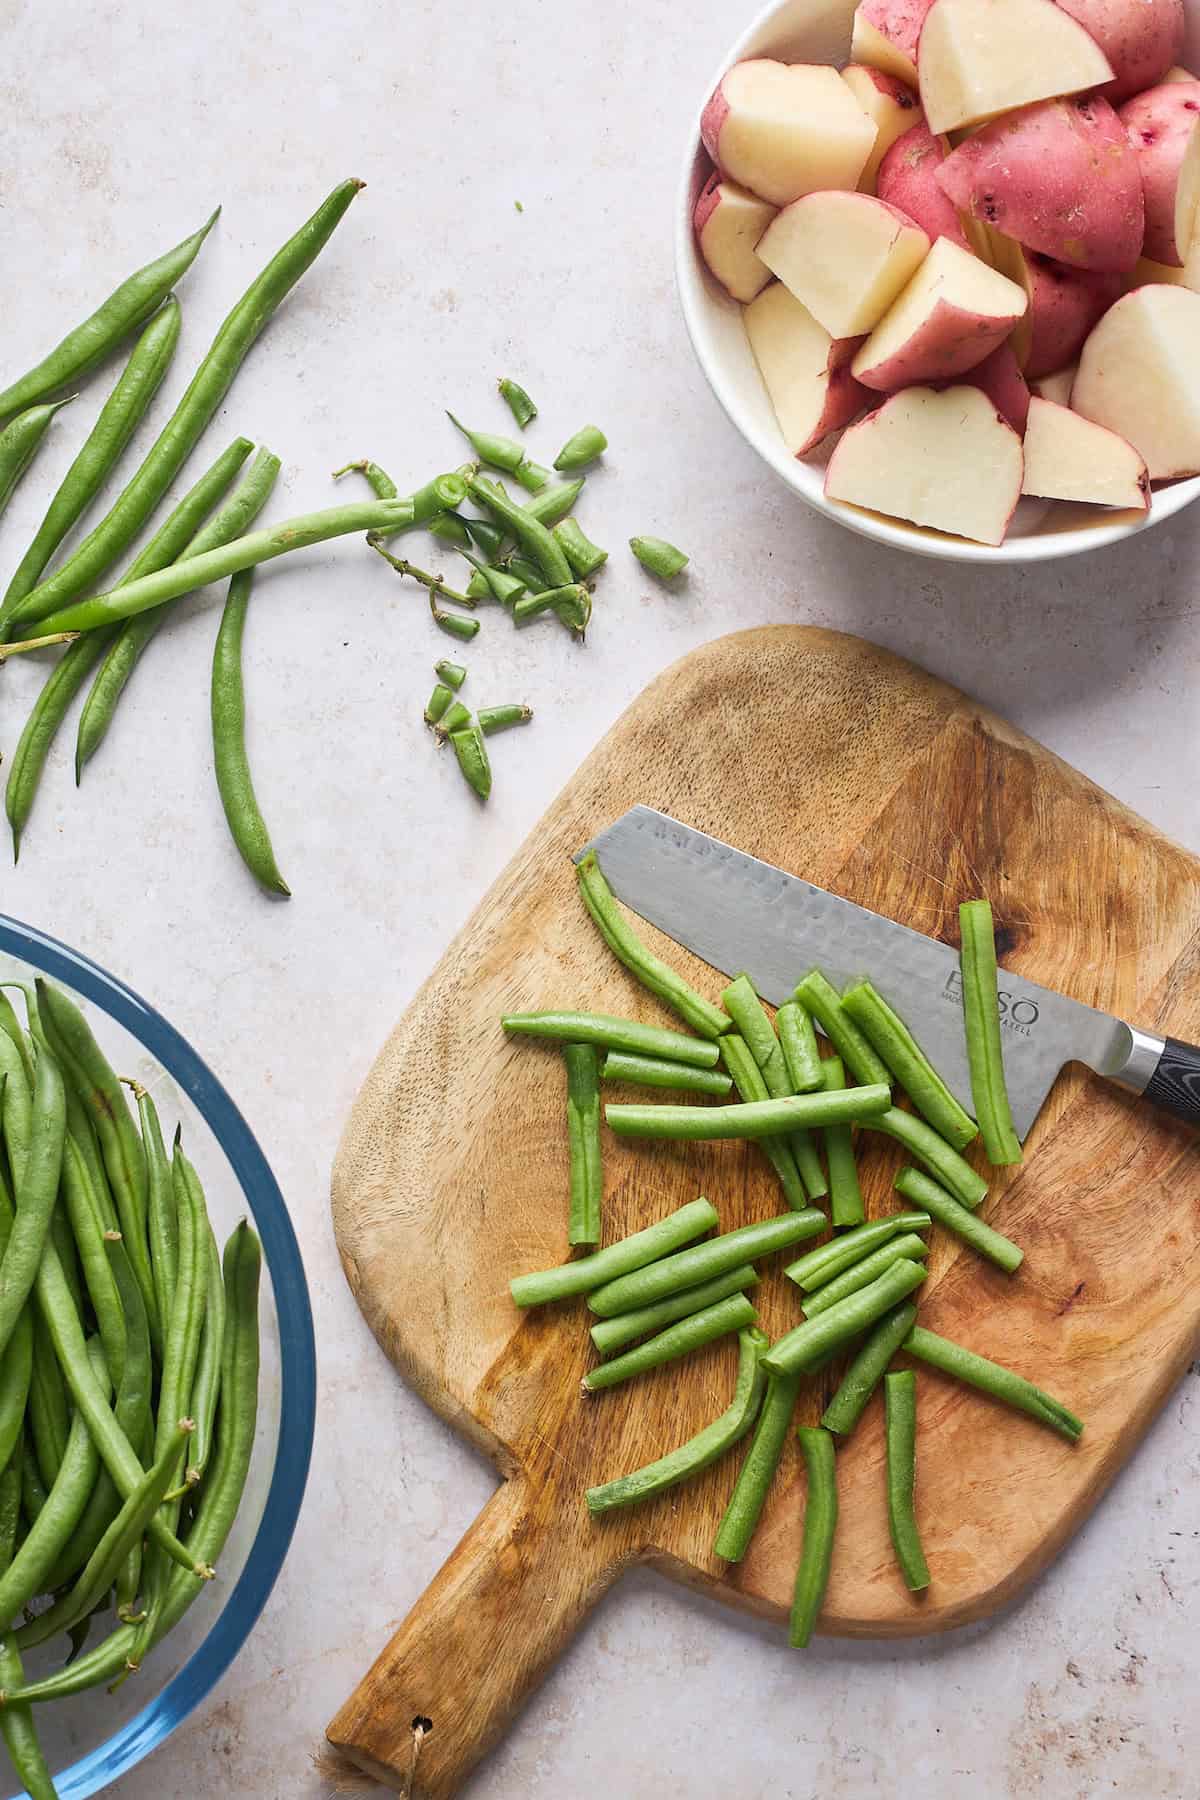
[{"x1": 577, "y1": 806, "x2": 1200, "y2": 1138}]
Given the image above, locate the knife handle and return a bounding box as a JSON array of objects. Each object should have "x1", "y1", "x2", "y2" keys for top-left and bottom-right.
[{"x1": 1143, "y1": 1037, "x2": 1200, "y2": 1128}]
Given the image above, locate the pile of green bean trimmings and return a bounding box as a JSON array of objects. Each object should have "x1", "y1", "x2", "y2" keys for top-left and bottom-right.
[
  {"x1": 504, "y1": 859, "x2": 1081, "y2": 1647},
  {"x1": 0, "y1": 183, "x2": 689, "y2": 871},
  {"x1": 0, "y1": 981, "x2": 260, "y2": 1799}
]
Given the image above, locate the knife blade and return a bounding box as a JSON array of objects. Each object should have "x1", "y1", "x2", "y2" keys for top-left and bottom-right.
[{"x1": 578, "y1": 806, "x2": 1165, "y2": 1141}]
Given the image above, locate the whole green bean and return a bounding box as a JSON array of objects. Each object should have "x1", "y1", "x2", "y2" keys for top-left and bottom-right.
[
  {"x1": 789, "y1": 1427, "x2": 837, "y2": 1647},
  {"x1": 714, "y1": 1368, "x2": 803, "y2": 1562},
  {"x1": 629, "y1": 535, "x2": 688, "y2": 580},
  {"x1": 76, "y1": 444, "x2": 283, "y2": 780},
  {"x1": 606, "y1": 1084, "x2": 892, "y2": 1142},
  {"x1": 866, "y1": 1107, "x2": 988, "y2": 1210},
  {"x1": 184, "y1": 1221, "x2": 225, "y2": 1488},
  {"x1": 822, "y1": 1302, "x2": 920, "y2": 1435},
  {"x1": 34, "y1": 1240, "x2": 204, "y2": 1575},
  {"x1": 884, "y1": 1370, "x2": 930, "y2": 1591},
  {"x1": 786, "y1": 1214, "x2": 932, "y2": 1292},
  {"x1": 959, "y1": 900, "x2": 1023, "y2": 1166},
  {"x1": 48, "y1": 1204, "x2": 85, "y2": 1323},
  {"x1": 498, "y1": 378, "x2": 537, "y2": 429},
  {"x1": 793, "y1": 970, "x2": 891, "y2": 1089},
  {"x1": 4, "y1": 1222, "x2": 261, "y2": 1705},
  {"x1": 5, "y1": 436, "x2": 254, "y2": 856},
  {"x1": 565, "y1": 1044, "x2": 602, "y2": 1248},
  {"x1": 895, "y1": 1167, "x2": 1023, "y2": 1273},
  {"x1": 0, "y1": 1352, "x2": 102, "y2": 1621},
  {"x1": 211, "y1": 567, "x2": 290, "y2": 895},
  {"x1": 802, "y1": 1234, "x2": 928, "y2": 1317},
  {"x1": 0, "y1": 299, "x2": 182, "y2": 632},
  {"x1": 588, "y1": 1212, "x2": 825, "y2": 1318},
  {"x1": 776, "y1": 999, "x2": 823, "y2": 1093},
  {"x1": 331, "y1": 457, "x2": 398, "y2": 500},
  {"x1": 841, "y1": 979, "x2": 977, "y2": 1151},
  {"x1": 59, "y1": 1135, "x2": 125, "y2": 1384},
  {"x1": 37, "y1": 980, "x2": 156, "y2": 1346},
  {"x1": 27, "y1": 1312, "x2": 69, "y2": 1490},
  {"x1": 589, "y1": 1264, "x2": 758, "y2": 1357},
  {"x1": 0, "y1": 998, "x2": 35, "y2": 1091},
  {"x1": 586, "y1": 1328, "x2": 768, "y2": 1516},
  {"x1": 718, "y1": 1034, "x2": 811, "y2": 1212},
  {"x1": 820, "y1": 1056, "x2": 864, "y2": 1228},
  {"x1": 20, "y1": 1441, "x2": 46, "y2": 1529},
  {"x1": 0, "y1": 1448, "x2": 20, "y2": 1575},
  {"x1": 466, "y1": 474, "x2": 573, "y2": 587},
  {"x1": 0, "y1": 1632, "x2": 57, "y2": 1800},
  {"x1": 447, "y1": 412, "x2": 526, "y2": 474},
  {"x1": 17, "y1": 1419, "x2": 191, "y2": 1653},
  {"x1": 34, "y1": 495, "x2": 416, "y2": 638},
  {"x1": 435, "y1": 658, "x2": 466, "y2": 690},
  {"x1": 424, "y1": 682, "x2": 454, "y2": 725},
  {"x1": 478, "y1": 704, "x2": 533, "y2": 735},
  {"x1": 0, "y1": 1321, "x2": 32, "y2": 1497},
  {"x1": 904, "y1": 1325, "x2": 1083, "y2": 1441},
  {"x1": 134, "y1": 1083, "x2": 177, "y2": 1326},
  {"x1": 501, "y1": 1011, "x2": 720, "y2": 1068},
  {"x1": 764, "y1": 1257, "x2": 928, "y2": 1379},
  {"x1": 156, "y1": 1148, "x2": 210, "y2": 1483},
  {"x1": 513, "y1": 459, "x2": 551, "y2": 495},
  {"x1": 553, "y1": 517, "x2": 607, "y2": 578},
  {"x1": 599, "y1": 1052, "x2": 732, "y2": 1097},
  {"x1": 521, "y1": 478, "x2": 585, "y2": 527},
  {"x1": 584, "y1": 1293, "x2": 757, "y2": 1392},
  {"x1": 510, "y1": 1196, "x2": 718, "y2": 1309},
  {"x1": 577, "y1": 850, "x2": 730, "y2": 1040},
  {"x1": 721, "y1": 992, "x2": 826, "y2": 1200},
  {"x1": 450, "y1": 723, "x2": 492, "y2": 799},
  {"x1": 0, "y1": 1048, "x2": 65, "y2": 1363},
  {"x1": 0, "y1": 209, "x2": 216, "y2": 422},
  {"x1": 512, "y1": 583, "x2": 592, "y2": 634},
  {"x1": 0, "y1": 400, "x2": 76, "y2": 525},
  {"x1": 554, "y1": 425, "x2": 607, "y2": 471},
  {"x1": 11, "y1": 181, "x2": 364, "y2": 632}
]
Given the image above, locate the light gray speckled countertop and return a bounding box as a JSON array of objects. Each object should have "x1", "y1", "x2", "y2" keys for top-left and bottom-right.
[{"x1": 3, "y1": 1, "x2": 1199, "y2": 1794}]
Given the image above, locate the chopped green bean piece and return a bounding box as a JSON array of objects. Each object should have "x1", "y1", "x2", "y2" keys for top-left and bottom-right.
[
  {"x1": 589, "y1": 1264, "x2": 757, "y2": 1357},
  {"x1": 463, "y1": 516, "x2": 507, "y2": 560},
  {"x1": 446, "y1": 411, "x2": 525, "y2": 474},
  {"x1": 498, "y1": 378, "x2": 537, "y2": 429},
  {"x1": 789, "y1": 1427, "x2": 837, "y2": 1647},
  {"x1": 630, "y1": 535, "x2": 688, "y2": 580},
  {"x1": 553, "y1": 518, "x2": 608, "y2": 579},
  {"x1": 904, "y1": 1326, "x2": 1082, "y2": 1441},
  {"x1": 599, "y1": 1051, "x2": 732, "y2": 1097},
  {"x1": 589, "y1": 1212, "x2": 825, "y2": 1318},
  {"x1": 802, "y1": 1234, "x2": 928, "y2": 1317},
  {"x1": 510, "y1": 1196, "x2": 718, "y2": 1309},
  {"x1": 430, "y1": 594, "x2": 480, "y2": 641},
  {"x1": 332, "y1": 458, "x2": 398, "y2": 500},
  {"x1": 866, "y1": 1108, "x2": 988, "y2": 1210},
  {"x1": 506, "y1": 554, "x2": 547, "y2": 594},
  {"x1": 478, "y1": 704, "x2": 532, "y2": 735},
  {"x1": 894, "y1": 1167, "x2": 1022, "y2": 1274},
  {"x1": 522, "y1": 478, "x2": 585, "y2": 527},
  {"x1": 764, "y1": 1257, "x2": 928, "y2": 1379},
  {"x1": 793, "y1": 971, "x2": 891, "y2": 1089},
  {"x1": 512, "y1": 583, "x2": 592, "y2": 635},
  {"x1": 605, "y1": 1084, "x2": 893, "y2": 1141},
  {"x1": 424, "y1": 682, "x2": 454, "y2": 725},
  {"x1": 501, "y1": 1012, "x2": 721, "y2": 1068},
  {"x1": 714, "y1": 1368, "x2": 803, "y2": 1562},
  {"x1": 885, "y1": 1371, "x2": 930, "y2": 1591},
  {"x1": 786, "y1": 1213, "x2": 931, "y2": 1292},
  {"x1": 720, "y1": 984, "x2": 825, "y2": 1198},
  {"x1": 449, "y1": 722, "x2": 491, "y2": 798},
  {"x1": 959, "y1": 900, "x2": 1023, "y2": 1166},
  {"x1": 841, "y1": 978, "x2": 977, "y2": 1152},
  {"x1": 514, "y1": 459, "x2": 552, "y2": 495},
  {"x1": 565, "y1": 1044, "x2": 602, "y2": 1247},
  {"x1": 776, "y1": 1000, "x2": 823, "y2": 1093},
  {"x1": 434, "y1": 701, "x2": 471, "y2": 739},
  {"x1": 822, "y1": 1302, "x2": 919, "y2": 1435},
  {"x1": 585, "y1": 1328, "x2": 768, "y2": 1516},
  {"x1": 554, "y1": 425, "x2": 607, "y2": 471},
  {"x1": 428, "y1": 511, "x2": 473, "y2": 548},
  {"x1": 584, "y1": 1292, "x2": 757, "y2": 1392},
  {"x1": 465, "y1": 570, "x2": 491, "y2": 600},
  {"x1": 458, "y1": 547, "x2": 525, "y2": 605},
  {"x1": 718, "y1": 1034, "x2": 811, "y2": 1212},
  {"x1": 434, "y1": 658, "x2": 467, "y2": 690},
  {"x1": 577, "y1": 849, "x2": 730, "y2": 1040},
  {"x1": 820, "y1": 1056, "x2": 864, "y2": 1228}
]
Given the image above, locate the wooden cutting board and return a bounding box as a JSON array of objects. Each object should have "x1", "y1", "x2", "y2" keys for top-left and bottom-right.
[{"x1": 327, "y1": 626, "x2": 1200, "y2": 1798}]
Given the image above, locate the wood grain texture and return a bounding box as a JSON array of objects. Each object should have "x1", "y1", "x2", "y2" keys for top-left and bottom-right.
[{"x1": 327, "y1": 626, "x2": 1200, "y2": 1798}]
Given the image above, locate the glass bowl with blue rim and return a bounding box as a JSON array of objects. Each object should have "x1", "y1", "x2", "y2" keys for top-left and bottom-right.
[{"x1": 0, "y1": 913, "x2": 315, "y2": 1798}]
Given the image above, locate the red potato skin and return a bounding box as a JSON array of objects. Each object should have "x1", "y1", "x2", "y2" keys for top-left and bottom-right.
[
  {"x1": 936, "y1": 96, "x2": 1145, "y2": 272},
  {"x1": 798, "y1": 365, "x2": 872, "y2": 455},
  {"x1": 693, "y1": 170, "x2": 721, "y2": 236},
  {"x1": 855, "y1": 302, "x2": 1020, "y2": 389},
  {"x1": 1020, "y1": 254, "x2": 1123, "y2": 376},
  {"x1": 1055, "y1": 0, "x2": 1184, "y2": 101},
  {"x1": 700, "y1": 87, "x2": 731, "y2": 167},
  {"x1": 940, "y1": 342, "x2": 1030, "y2": 431},
  {"x1": 877, "y1": 122, "x2": 972, "y2": 248},
  {"x1": 859, "y1": 0, "x2": 937, "y2": 67},
  {"x1": 1120, "y1": 80, "x2": 1200, "y2": 263}
]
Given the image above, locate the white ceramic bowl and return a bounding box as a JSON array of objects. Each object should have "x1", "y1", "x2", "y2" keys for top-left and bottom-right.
[{"x1": 675, "y1": 0, "x2": 1200, "y2": 564}]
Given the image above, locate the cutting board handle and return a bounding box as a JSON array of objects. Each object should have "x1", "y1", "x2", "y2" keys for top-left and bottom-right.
[{"x1": 326, "y1": 1472, "x2": 625, "y2": 1797}]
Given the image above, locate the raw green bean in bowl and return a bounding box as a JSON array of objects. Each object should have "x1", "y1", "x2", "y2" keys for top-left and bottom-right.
[{"x1": 0, "y1": 915, "x2": 313, "y2": 1800}]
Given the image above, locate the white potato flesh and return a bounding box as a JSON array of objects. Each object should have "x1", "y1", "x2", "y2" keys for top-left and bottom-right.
[
  {"x1": 851, "y1": 235, "x2": 1026, "y2": 387},
  {"x1": 705, "y1": 62, "x2": 878, "y2": 206},
  {"x1": 694, "y1": 178, "x2": 777, "y2": 302},
  {"x1": 757, "y1": 190, "x2": 930, "y2": 336},
  {"x1": 840, "y1": 65, "x2": 924, "y2": 192},
  {"x1": 1021, "y1": 397, "x2": 1149, "y2": 506},
  {"x1": 1072, "y1": 284, "x2": 1200, "y2": 478},
  {"x1": 917, "y1": 0, "x2": 1113, "y2": 133},
  {"x1": 824, "y1": 383, "x2": 1024, "y2": 543},
  {"x1": 1029, "y1": 364, "x2": 1076, "y2": 404},
  {"x1": 744, "y1": 283, "x2": 868, "y2": 456}
]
